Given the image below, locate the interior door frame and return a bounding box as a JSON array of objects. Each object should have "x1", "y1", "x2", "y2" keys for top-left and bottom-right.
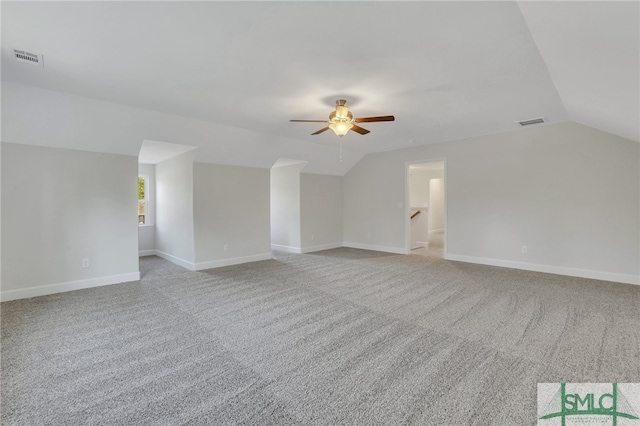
[{"x1": 404, "y1": 158, "x2": 447, "y2": 256}]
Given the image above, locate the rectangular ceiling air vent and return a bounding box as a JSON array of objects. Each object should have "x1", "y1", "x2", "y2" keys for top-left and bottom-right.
[
  {"x1": 517, "y1": 117, "x2": 545, "y2": 126},
  {"x1": 13, "y1": 49, "x2": 43, "y2": 67}
]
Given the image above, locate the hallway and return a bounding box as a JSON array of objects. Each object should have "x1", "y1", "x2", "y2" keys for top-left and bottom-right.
[{"x1": 410, "y1": 232, "x2": 444, "y2": 258}]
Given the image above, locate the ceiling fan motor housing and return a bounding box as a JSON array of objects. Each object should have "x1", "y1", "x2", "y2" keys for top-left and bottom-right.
[
  {"x1": 330, "y1": 110, "x2": 353, "y2": 123},
  {"x1": 332, "y1": 100, "x2": 353, "y2": 122}
]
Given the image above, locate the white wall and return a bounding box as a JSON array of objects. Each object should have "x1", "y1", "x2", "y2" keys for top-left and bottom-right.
[
  {"x1": 270, "y1": 164, "x2": 303, "y2": 252},
  {"x1": 138, "y1": 163, "x2": 156, "y2": 254},
  {"x1": 344, "y1": 122, "x2": 640, "y2": 284},
  {"x1": 300, "y1": 173, "x2": 343, "y2": 252},
  {"x1": 2, "y1": 81, "x2": 359, "y2": 175},
  {"x1": 194, "y1": 163, "x2": 271, "y2": 267},
  {"x1": 429, "y1": 178, "x2": 445, "y2": 232},
  {"x1": 409, "y1": 170, "x2": 428, "y2": 207},
  {"x1": 409, "y1": 210, "x2": 428, "y2": 249},
  {"x1": 0, "y1": 144, "x2": 2, "y2": 291},
  {"x1": 409, "y1": 169, "x2": 437, "y2": 248},
  {"x1": 1, "y1": 143, "x2": 140, "y2": 300},
  {"x1": 409, "y1": 169, "x2": 443, "y2": 208},
  {"x1": 343, "y1": 153, "x2": 408, "y2": 254},
  {"x1": 155, "y1": 151, "x2": 195, "y2": 267}
]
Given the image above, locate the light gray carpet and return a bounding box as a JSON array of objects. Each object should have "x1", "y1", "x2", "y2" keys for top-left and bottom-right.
[
  {"x1": 2, "y1": 249, "x2": 639, "y2": 425},
  {"x1": 411, "y1": 233, "x2": 444, "y2": 258}
]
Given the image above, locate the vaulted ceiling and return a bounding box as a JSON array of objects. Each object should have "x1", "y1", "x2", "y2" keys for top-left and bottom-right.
[{"x1": 2, "y1": 1, "x2": 638, "y2": 173}]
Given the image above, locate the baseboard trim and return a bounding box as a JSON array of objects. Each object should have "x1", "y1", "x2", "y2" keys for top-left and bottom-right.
[
  {"x1": 343, "y1": 242, "x2": 407, "y2": 255},
  {"x1": 444, "y1": 253, "x2": 640, "y2": 285},
  {"x1": 301, "y1": 243, "x2": 343, "y2": 253},
  {"x1": 270, "y1": 244, "x2": 302, "y2": 254},
  {"x1": 138, "y1": 249, "x2": 157, "y2": 257},
  {"x1": 0, "y1": 272, "x2": 141, "y2": 302},
  {"x1": 194, "y1": 253, "x2": 272, "y2": 270},
  {"x1": 154, "y1": 250, "x2": 196, "y2": 270},
  {"x1": 151, "y1": 250, "x2": 274, "y2": 271}
]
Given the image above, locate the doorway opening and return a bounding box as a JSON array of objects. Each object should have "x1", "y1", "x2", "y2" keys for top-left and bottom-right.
[{"x1": 407, "y1": 160, "x2": 446, "y2": 258}]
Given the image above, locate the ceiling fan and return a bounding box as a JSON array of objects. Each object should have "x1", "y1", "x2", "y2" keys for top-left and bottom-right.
[{"x1": 290, "y1": 99, "x2": 395, "y2": 137}]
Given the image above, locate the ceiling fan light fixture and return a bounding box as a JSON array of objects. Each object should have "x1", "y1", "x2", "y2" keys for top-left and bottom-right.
[
  {"x1": 329, "y1": 121, "x2": 353, "y2": 136},
  {"x1": 289, "y1": 98, "x2": 394, "y2": 141},
  {"x1": 335, "y1": 105, "x2": 350, "y2": 119}
]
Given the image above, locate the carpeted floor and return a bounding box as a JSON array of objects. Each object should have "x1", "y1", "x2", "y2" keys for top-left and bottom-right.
[
  {"x1": 2, "y1": 249, "x2": 639, "y2": 425},
  {"x1": 411, "y1": 232, "x2": 444, "y2": 258}
]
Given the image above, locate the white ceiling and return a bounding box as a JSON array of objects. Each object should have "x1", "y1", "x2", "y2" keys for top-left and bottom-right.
[
  {"x1": 519, "y1": 1, "x2": 639, "y2": 142},
  {"x1": 272, "y1": 158, "x2": 309, "y2": 169},
  {"x1": 138, "y1": 140, "x2": 198, "y2": 165},
  {"x1": 1, "y1": 1, "x2": 638, "y2": 172},
  {"x1": 410, "y1": 161, "x2": 445, "y2": 172}
]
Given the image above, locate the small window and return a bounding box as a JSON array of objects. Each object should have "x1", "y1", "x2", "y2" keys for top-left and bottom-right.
[{"x1": 138, "y1": 176, "x2": 146, "y2": 225}]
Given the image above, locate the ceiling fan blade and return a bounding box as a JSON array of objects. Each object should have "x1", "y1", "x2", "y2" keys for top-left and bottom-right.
[
  {"x1": 311, "y1": 126, "x2": 330, "y2": 135},
  {"x1": 350, "y1": 124, "x2": 370, "y2": 135},
  {"x1": 354, "y1": 115, "x2": 395, "y2": 123},
  {"x1": 290, "y1": 119, "x2": 327, "y2": 123}
]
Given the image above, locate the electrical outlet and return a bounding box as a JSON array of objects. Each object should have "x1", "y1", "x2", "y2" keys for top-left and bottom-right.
[
  {"x1": 224, "y1": 244, "x2": 228, "y2": 252},
  {"x1": 82, "y1": 258, "x2": 90, "y2": 268},
  {"x1": 521, "y1": 246, "x2": 527, "y2": 254}
]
